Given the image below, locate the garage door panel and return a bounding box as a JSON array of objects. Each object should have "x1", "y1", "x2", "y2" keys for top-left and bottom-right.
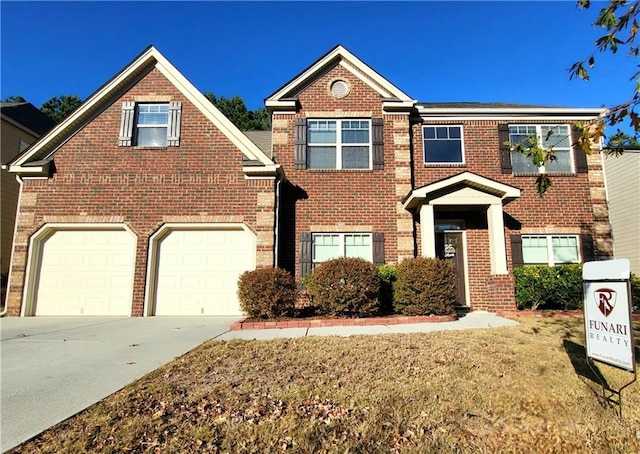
[
  {"x1": 154, "y1": 229, "x2": 255, "y2": 316},
  {"x1": 34, "y1": 229, "x2": 135, "y2": 316}
]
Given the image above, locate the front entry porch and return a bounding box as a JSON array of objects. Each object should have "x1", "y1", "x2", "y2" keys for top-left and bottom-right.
[{"x1": 403, "y1": 172, "x2": 522, "y2": 311}]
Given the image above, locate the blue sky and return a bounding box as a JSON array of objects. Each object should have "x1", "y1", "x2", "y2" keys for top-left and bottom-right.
[{"x1": 1, "y1": 1, "x2": 635, "y2": 114}]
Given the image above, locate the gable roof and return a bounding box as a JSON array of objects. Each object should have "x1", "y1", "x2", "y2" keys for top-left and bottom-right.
[
  {"x1": 1, "y1": 102, "x2": 55, "y2": 137},
  {"x1": 8, "y1": 46, "x2": 279, "y2": 177},
  {"x1": 265, "y1": 44, "x2": 416, "y2": 112}
]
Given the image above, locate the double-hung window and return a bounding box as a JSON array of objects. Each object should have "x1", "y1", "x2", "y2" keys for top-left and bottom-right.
[
  {"x1": 509, "y1": 125, "x2": 573, "y2": 173},
  {"x1": 312, "y1": 233, "x2": 373, "y2": 263},
  {"x1": 118, "y1": 101, "x2": 182, "y2": 147},
  {"x1": 307, "y1": 120, "x2": 371, "y2": 169},
  {"x1": 136, "y1": 104, "x2": 169, "y2": 147},
  {"x1": 423, "y1": 125, "x2": 464, "y2": 164},
  {"x1": 522, "y1": 235, "x2": 580, "y2": 266}
]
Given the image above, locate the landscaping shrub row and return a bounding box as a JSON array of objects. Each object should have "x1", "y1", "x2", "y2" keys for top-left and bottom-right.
[
  {"x1": 237, "y1": 257, "x2": 457, "y2": 319},
  {"x1": 514, "y1": 264, "x2": 640, "y2": 313}
]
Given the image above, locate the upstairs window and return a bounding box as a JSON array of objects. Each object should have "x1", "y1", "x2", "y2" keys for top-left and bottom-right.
[
  {"x1": 118, "y1": 101, "x2": 182, "y2": 147},
  {"x1": 423, "y1": 125, "x2": 464, "y2": 164},
  {"x1": 508, "y1": 125, "x2": 573, "y2": 174},
  {"x1": 136, "y1": 104, "x2": 169, "y2": 146},
  {"x1": 307, "y1": 120, "x2": 371, "y2": 169},
  {"x1": 522, "y1": 235, "x2": 580, "y2": 266}
]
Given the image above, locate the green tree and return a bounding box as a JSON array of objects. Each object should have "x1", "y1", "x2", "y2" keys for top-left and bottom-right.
[
  {"x1": 509, "y1": 0, "x2": 640, "y2": 195},
  {"x1": 203, "y1": 92, "x2": 270, "y2": 131},
  {"x1": 2, "y1": 95, "x2": 27, "y2": 103},
  {"x1": 40, "y1": 95, "x2": 82, "y2": 124},
  {"x1": 570, "y1": 0, "x2": 640, "y2": 150}
]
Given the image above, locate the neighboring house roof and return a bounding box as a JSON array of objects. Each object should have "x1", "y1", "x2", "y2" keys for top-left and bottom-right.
[
  {"x1": 0, "y1": 102, "x2": 55, "y2": 137},
  {"x1": 417, "y1": 101, "x2": 604, "y2": 119},
  {"x1": 243, "y1": 130, "x2": 272, "y2": 156},
  {"x1": 8, "y1": 46, "x2": 279, "y2": 177},
  {"x1": 265, "y1": 44, "x2": 417, "y2": 112}
]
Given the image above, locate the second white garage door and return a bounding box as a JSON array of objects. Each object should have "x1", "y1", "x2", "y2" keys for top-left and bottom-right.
[{"x1": 154, "y1": 229, "x2": 256, "y2": 315}]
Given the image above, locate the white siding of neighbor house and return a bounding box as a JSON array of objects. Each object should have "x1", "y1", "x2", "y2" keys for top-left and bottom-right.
[{"x1": 603, "y1": 151, "x2": 640, "y2": 275}]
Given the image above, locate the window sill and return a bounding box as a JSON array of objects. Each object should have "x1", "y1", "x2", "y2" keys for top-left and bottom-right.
[
  {"x1": 512, "y1": 172, "x2": 576, "y2": 177},
  {"x1": 306, "y1": 168, "x2": 374, "y2": 172},
  {"x1": 423, "y1": 163, "x2": 466, "y2": 168},
  {"x1": 132, "y1": 146, "x2": 169, "y2": 150}
]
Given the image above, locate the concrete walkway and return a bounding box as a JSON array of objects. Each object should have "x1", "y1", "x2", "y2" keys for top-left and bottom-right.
[{"x1": 0, "y1": 312, "x2": 517, "y2": 452}]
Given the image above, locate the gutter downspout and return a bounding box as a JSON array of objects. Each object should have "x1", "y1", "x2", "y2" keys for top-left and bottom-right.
[
  {"x1": 1, "y1": 174, "x2": 24, "y2": 316},
  {"x1": 274, "y1": 177, "x2": 282, "y2": 268}
]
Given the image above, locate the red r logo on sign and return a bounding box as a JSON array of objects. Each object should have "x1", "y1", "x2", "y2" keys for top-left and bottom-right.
[{"x1": 594, "y1": 288, "x2": 616, "y2": 317}]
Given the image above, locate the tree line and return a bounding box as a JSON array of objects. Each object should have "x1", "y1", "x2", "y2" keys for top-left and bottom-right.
[{"x1": 2, "y1": 93, "x2": 270, "y2": 131}]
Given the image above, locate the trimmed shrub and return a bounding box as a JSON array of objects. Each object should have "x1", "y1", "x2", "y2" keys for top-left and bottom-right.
[
  {"x1": 394, "y1": 257, "x2": 456, "y2": 316},
  {"x1": 631, "y1": 273, "x2": 640, "y2": 314},
  {"x1": 378, "y1": 264, "x2": 397, "y2": 314},
  {"x1": 237, "y1": 268, "x2": 297, "y2": 318},
  {"x1": 513, "y1": 264, "x2": 583, "y2": 310},
  {"x1": 306, "y1": 257, "x2": 381, "y2": 317}
]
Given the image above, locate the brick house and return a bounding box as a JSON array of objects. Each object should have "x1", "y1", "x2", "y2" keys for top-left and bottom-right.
[{"x1": 4, "y1": 45, "x2": 612, "y2": 316}]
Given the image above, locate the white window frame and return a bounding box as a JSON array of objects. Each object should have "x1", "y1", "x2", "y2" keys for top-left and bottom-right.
[
  {"x1": 135, "y1": 103, "x2": 170, "y2": 147},
  {"x1": 522, "y1": 234, "x2": 581, "y2": 266},
  {"x1": 508, "y1": 124, "x2": 574, "y2": 174},
  {"x1": 422, "y1": 125, "x2": 465, "y2": 164},
  {"x1": 307, "y1": 119, "x2": 372, "y2": 169},
  {"x1": 312, "y1": 233, "x2": 373, "y2": 264}
]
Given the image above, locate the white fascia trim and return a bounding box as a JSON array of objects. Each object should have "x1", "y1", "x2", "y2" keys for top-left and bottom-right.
[
  {"x1": 265, "y1": 100, "x2": 297, "y2": 110},
  {"x1": 403, "y1": 172, "x2": 521, "y2": 210},
  {"x1": 338, "y1": 60, "x2": 392, "y2": 98},
  {"x1": 417, "y1": 107, "x2": 605, "y2": 115},
  {"x1": 7, "y1": 163, "x2": 50, "y2": 176},
  {"x1": 266, "y1": 45, "x2": 413, "y2": 103},
  {"x1": 11, "y1": 48, "x2": 159, "y2": 167},
  {"x1": 382, "y1": 100, "x2": 418, "y2": 112},
  {"x1": 152, "y1": 52, "x2": 276, "y2": 167},
  {"x1": 419, "y1": 115, "x2": 605, "y2": 121},
  {"x1": 242, "y1": 164, "x2": 280, "y2": 178}
]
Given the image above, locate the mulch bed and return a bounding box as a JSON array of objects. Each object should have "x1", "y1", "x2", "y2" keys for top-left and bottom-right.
[{"x1": 230, "y1": 313, "x2": 458, "y2": 330}]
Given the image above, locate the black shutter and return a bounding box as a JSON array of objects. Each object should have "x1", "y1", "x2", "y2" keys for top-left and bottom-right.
[
  {"x1": 300, "y1": 232, "x2": 312, "y2": 278},
  {"x1": 118, "y1": 102, "x2": 135, "y2": 146},
  {"x1": 294, "y1": 118, "x2": 307, "y2": 169},
  {"x1": 498, "y1": 124, "x2": 512, "y2": 174},
  {"x1": 581, "y1": 233, "x2": 595, "y2": 262},
  {"x1": 372, "y1": 118, "x2": 384, "y2": 169},
  {"x1": 510, "y1": 234, "x2": 523, "y2": 268},
  {"x1": 372, "y1": 232, "x2": 385, "y2": 265},
  {"x1": 573, "y1": 127, "x2": 589, "y2": 173},
  {"x1": 167, "y1": 101, "x2": 182, "y2": 147}
]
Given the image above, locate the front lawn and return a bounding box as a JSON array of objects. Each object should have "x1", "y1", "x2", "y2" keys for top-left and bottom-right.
[{"x1": 11, "y1": 318, "x2": 640, "y2": 453}]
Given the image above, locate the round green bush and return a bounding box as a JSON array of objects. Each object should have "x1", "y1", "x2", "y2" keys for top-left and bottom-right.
[
  {"x1": 393, "y1": 257, "x2": 456, "y2": 316},
  {"x1": 237, "y1": 267, "x2": 297, "y2": 318},
  {"x1": 306, "y1": 257, "x2": 381, "y2": 317},
  {"x1": 514, "y1": 264, "x2": 583, "y2": 310}
]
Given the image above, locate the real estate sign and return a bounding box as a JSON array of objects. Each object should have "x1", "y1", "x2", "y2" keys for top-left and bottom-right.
[{"x1": 583, "y1": 259, "x2": 636, "y2": 372}]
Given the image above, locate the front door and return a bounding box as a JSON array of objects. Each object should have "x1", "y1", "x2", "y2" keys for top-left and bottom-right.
[{"x1": 435, "y1": 231, "x2": 467, "y2": 306}]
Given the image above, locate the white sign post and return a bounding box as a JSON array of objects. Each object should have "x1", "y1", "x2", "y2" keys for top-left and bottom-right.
[{"x1": 583, "y1": 259, "x2": 636, "y2": 417}]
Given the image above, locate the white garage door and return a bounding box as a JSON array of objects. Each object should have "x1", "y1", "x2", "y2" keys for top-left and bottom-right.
[
  {"x1": 154, "y1": 229, "x2": 255, "y2": 316},
  {"x1": 34, "y1": 229, "x2": 136, "y2": 316}
]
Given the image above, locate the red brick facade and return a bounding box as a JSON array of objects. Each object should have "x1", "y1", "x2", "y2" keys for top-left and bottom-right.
[
  {"x1": 5, "y1": 45, "x2": 613, "y2": 316},
  {"x1": 5, "y1": 65, "x2": 275, "y2": 316}
]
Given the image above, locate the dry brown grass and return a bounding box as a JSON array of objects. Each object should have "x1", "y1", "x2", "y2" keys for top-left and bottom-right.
[{"x1": 11, "y1": 318, "x2": 640, "y2": 453}]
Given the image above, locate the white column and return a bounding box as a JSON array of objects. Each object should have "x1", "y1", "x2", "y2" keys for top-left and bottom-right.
[
  {"x1": 487, "y1": 203, "x2": 508, "y2": 274},
  {"x1": 420, "y1": 204, "x2": 436, "y2": 258}
]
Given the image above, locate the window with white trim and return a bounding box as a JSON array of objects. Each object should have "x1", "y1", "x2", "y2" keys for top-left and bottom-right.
[
  {"x1": 509, "y1": 125, "x2": 573, "y2": 173},
  {"x1": 307, "y1": 120, "x2": 371, "y2": 169},
  {"x1": 423, "y1": 125, "x2": 464, "y2": 164},
  {"x1": 522, "y1": 235, "x2": 580, "y2": 265},
  {"x1": 136, "y1": 104, "x2": 169, "y2": 146},
  {"x1": 312, "y1": 233, "x2": 373, "y2": 263}
]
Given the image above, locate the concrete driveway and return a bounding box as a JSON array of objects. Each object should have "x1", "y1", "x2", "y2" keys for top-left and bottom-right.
[{"x1": 0, "y1": 316, "x2": 238, "y2": 453}]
